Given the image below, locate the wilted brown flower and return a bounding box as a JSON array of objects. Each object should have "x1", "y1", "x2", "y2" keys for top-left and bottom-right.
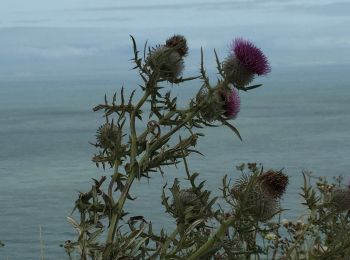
[
  {"x1": 165, "y1": 34, "x2": 189, "y2": 57},
  {"x1": 232, "y1": 177, "x2": 280, "y2": 221},
  {"x1": 259, "y1": 170, "x2": 289, "y2": 199},
  {"x1": 232, "y1": 169, "x2": 288, "y2": 221},
  {"x1": 331, "y1": 188, "x2": 350, "y2": 212}
]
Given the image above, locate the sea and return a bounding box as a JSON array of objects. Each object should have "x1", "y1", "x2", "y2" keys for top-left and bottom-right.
[{"x1": 1, "y1": 65, "x2": 350, "y2": 259}]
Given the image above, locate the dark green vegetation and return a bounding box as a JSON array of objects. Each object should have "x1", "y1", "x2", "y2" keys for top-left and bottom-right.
[{"x1": 50, "y1": 35, "x2": 350, "y2": 259}]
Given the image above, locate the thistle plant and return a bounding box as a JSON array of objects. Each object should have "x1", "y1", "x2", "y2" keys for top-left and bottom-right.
[{"x1": 63, "y1": 35, "x2": 350, "y2": 260}]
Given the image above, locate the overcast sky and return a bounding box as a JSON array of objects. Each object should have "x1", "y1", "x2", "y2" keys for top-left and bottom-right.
[{"x1": 1, "y1": 0, "x2": 349, "y2": 80}]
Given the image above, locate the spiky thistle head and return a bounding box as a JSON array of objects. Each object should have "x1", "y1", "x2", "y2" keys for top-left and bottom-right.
[
  {"x1": 196, "y1": 85, "x2": 240, "y2": 122},
  {"x1": 166, "y1": 34, "x2": 189, "y2": 57},
  {"x1": 224, "y1": 55, "x2": 255, "y2": 88},
  {"x1": 196, "y1": 87, "x2": 224, "y2": 122},
  {"x1": 224, "y1": 38, "x2": 270, "y2": 88},
  {"x1": 231, "y1": 174, "x2": 280, "y2": 221},
  {"x1": 231, "y1": 169, "x2": 288, "y2": 221},
  {"x1": 218, "y1": 87, "x2": 240, "y2": 119},
  {"x1": 96, "y1": 123, "x2": 121, "y2": 149},
  {"x1": 171, "y1": 188, "x2": 204, "y2": 226},
  {"x1": 147, "y1": 45, "x2": 184, "y2": 83},
  {"x1": 232, "y1": 38, "x2": 270, "y2": 76},
  {"x1": 259, "y1": 170, "x2": 289, "y2": 199},
  {"x1": 331, "y1": 188, "x2": 350, "y2": 212}
]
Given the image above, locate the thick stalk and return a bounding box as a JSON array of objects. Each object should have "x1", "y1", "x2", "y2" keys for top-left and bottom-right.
[
  {"x1": 283, "y1": 221, "x2": 312, "y2": 258},
  {"x1": 160, "y1": 228, "x2": 179, "y2": 258},
  {"x1": 188, "y1": 217, "x2": 234, "y2": 260},
  {"x1": 108, "y1": 163, "x2": 119, "y2": 203},
  {"x1": 107, "y1": 85, "x2": 202, "y2": 244},
  {"x1": 106, "y1": 90, "x2": 150, "y2": 244}
]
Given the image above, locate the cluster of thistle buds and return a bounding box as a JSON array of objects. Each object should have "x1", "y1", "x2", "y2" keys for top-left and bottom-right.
[
  {"x1": 147, "y1": 34, "x2": 270, "y2": 124},
  {"x1": 280, "y1": 219, "x2": 309, "y2": 247},
  {"x1": 197, "y1": 37, "x2": 270, "y2": 123},
  {"x1": 91, "y1": 35, "x2": 272, "y2": 169}
]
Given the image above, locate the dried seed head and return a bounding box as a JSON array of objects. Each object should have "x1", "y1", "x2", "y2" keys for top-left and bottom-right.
[
  {"x1": 259, "y1": 170, "x2": 289, "y2": 199},
  {"x1": 147, "y1": 45, "x2": 184, "y2": 82},
  {"x1": 231, "y1": 175, "x2": 280, "y2": 221},
  {"x1": 246, "y1": 185, "x2": 280, "y2": 221},
  {"x1": 96, "y1": 123, "x2": 121, "y2": 149},
  {"x1": 165, "y1": 34, "x2": 189, "y2": 57},
  {"x1": 331, "y1": 188, "x2": 350, "y2": 212}
]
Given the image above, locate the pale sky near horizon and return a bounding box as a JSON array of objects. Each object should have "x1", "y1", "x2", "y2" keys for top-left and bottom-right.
[{"x1": 1, "y1": 0, "x2": 349, "y2": 80}]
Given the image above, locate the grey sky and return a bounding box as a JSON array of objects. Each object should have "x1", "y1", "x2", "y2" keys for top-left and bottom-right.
[{"x1": 1, "y1": 0, "x2": 349, "y2": 80}]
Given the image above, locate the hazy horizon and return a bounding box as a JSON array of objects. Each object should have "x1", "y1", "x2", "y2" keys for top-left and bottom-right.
[{"x1": 1, "y1": 0, "x2": 350, "y2": 81}]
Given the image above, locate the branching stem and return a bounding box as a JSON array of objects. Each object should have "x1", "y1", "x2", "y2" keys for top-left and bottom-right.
[
  {"x1": 188, "y1": 217, "x2": 235, "y2": 260},
  {"x1": 106, "y1": 90, "x2": 150, "y2": 245}
]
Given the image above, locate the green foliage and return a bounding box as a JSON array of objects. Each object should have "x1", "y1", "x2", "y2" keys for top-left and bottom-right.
[{"x1": 62, "y1": 35, "x2": 350, "y2": 260}]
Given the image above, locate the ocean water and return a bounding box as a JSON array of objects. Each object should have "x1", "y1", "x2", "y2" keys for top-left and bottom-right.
[{"x1": 1, "y1": 65, "x2": 350, "y2": 259}]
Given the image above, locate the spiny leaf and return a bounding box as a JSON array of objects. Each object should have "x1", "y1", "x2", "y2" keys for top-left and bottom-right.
[
  {"x1": 221, "y1": 119, "x2": 243, "y2": 141},
  {"x1": 245, "y1": 84, "x2": 263, "y2": 91}
]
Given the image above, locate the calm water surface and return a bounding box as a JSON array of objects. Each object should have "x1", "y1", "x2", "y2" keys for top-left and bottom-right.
[{"x1": 1, "y1": 66, "x2": 350, "y2": 259}]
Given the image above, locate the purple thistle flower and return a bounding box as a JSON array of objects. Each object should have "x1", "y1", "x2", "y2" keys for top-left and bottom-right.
[
  {"x1": 219, "y1": 88, "x2": 240, "y2": 119},
  {"x1": 232, "y1": 38, "x2": 271, "y2": 76}
]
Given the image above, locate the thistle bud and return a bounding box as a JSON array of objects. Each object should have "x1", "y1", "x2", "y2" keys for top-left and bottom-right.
[
  {"x1": 217, "y1": 87, "x2": 240, "y2": 120},
  {"x1": 196, "y1": 85, "x2": 240, "y2": 122},
  {"x1": 95, "y1": 123, "x2": 121, "y2": 149},
  {"x1": 147, "y1": 45, "x2": 184, "y2": 83},
  {"x1": 196, "y1": 87, "x2": 224, "y2": 122},
  {"x1": 171, "y1": 189, "x2": 203, "y2": 225}
]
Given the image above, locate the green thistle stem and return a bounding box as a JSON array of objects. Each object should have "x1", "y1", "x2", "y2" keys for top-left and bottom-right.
[
  {"x1": 106, "y1": 90, "x2": 150, "y2": 245},
  {"x1": 160, "y1": 228, "x2": 179, "y2": 257},
  {"x1": 283, "y1": 221, "x2": 312, "y2": 258},
  {"x1": 188, "y1": 217, "x2": 234, "y2": 260},
  {"x1": 148, "y1": 108, "x2": 200, "y2": 153},
  {"x1": 106, "y1": 84, "x2": 202, "y2": 246}
]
